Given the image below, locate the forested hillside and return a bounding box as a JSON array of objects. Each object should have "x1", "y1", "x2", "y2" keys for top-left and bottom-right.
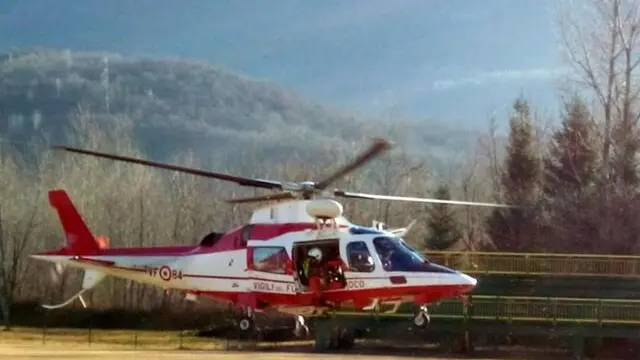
[{"x1": 0, "y1": 48, "x2": 477, "y2": 172}]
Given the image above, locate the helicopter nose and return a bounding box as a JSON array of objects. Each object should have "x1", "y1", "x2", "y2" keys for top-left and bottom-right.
[
  {"x1": 457, "y1": 272, "x2": 477, "y2": 295},
  {"x1": 460, "y1": 273, "x2": 477, "y2": 287}
]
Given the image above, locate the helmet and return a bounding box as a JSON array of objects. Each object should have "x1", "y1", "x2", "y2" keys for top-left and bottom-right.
[{"x1": 308, "y1": 247, "x2": 322, "y2": 261}]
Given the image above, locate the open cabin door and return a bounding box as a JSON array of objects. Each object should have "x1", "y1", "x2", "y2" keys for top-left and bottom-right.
[{"x1": 291, "y1": 238, "x2": 347, "y2": 293}]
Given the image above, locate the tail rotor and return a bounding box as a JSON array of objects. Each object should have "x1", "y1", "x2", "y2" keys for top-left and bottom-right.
[{"x1": 49, "y1": 263, "x2": 65, "y2": 283}]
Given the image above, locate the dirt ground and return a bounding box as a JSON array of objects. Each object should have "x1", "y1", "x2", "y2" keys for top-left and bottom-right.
[
  {"x1": 0, "y1": 344, "x2": 496, "y2": 360},
  {"x1": 0, "y1": 327, "x2": 573, "y2": 359}
]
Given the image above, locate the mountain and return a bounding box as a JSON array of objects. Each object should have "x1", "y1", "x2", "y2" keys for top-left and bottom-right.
[{"x1": 0, "y1": 48, "x2": 481, "y2": 177}]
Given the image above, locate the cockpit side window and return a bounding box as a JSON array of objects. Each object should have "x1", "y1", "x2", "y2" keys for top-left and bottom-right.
[
  {"x1": 346, "y1": 241, "x2": 375, "y2": 272},
  {"x1": 373, "y1": 236, "x2": 437, "y2": 272}
]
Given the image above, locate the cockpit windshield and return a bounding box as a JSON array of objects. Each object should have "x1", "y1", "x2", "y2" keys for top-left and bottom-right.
[{"x1": 373, "y1": 236, "x2": 431, "y2": 272}]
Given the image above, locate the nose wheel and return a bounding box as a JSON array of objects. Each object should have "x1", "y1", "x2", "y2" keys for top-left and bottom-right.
[
  {"x1": 238, "y1": 316, "x2": 255, "y2": 332},
  {"x1": 236, "y1": 307, "x2": 256, "y2": 334},
  {"x1": 413, "y1": 305, "x2": 430, "y2": 328}
]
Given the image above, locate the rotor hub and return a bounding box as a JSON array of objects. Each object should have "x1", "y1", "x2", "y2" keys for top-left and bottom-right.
[{"x1": 299, "y1": 181, "x2": 316, "y2": 189}]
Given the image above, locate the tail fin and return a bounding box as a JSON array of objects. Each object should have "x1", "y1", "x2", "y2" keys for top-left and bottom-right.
[{"x1": 48, "y1": 189, "x2": 105, "y2": 255}]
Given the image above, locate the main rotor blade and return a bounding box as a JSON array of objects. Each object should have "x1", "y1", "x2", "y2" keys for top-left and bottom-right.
[
  {"x1": 53, "y1": 146, "x2": 283, "y2": 190},
  {"x1": 334, "y1": 190, "x2": 514, "y2": 208},
  {"x1": 314, "y1": 138, "x2": 391, "y2": 190},
  {"x1": 225, "y1": 191, "x2": 295, "y2": 204}
]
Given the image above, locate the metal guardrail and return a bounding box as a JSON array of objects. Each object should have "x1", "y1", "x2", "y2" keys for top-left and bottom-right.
[
  {"x1": 341, "y1": 296, "x2": 640, "y2": 325},
  {"x1": 430, "y1": 296, "x2": 640, "y2": 324},
  {"x1": 424, "y1": 251, "x2": 640, "y2": 278}
]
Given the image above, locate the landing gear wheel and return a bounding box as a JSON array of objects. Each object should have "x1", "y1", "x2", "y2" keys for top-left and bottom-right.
[
  {"x1": 294, "y1": 315, "x2": 310, "y2": 338},
  {"x1": 337, "y1": 328, "x2": 355, "y2": 350},
  {"x1": 294, "y1": 325, "x2": 309, "y2": 338},
  {"x1": 324, "y1": 328, "x2": 355, "y2": 351},
  {"x1": 413, "y1": 310, "x2": 430, "y2": 328},
  {"x1": 237, "y1": 316, "x2": 254, "y2": 333},
  {"x1": 314, "y1": 327, "x2": 355, "y2": 352}
]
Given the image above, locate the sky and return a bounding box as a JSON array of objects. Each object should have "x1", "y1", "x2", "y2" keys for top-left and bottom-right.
[{"x1": 0, "y1": 0, "x2": 567, "y2": 131}]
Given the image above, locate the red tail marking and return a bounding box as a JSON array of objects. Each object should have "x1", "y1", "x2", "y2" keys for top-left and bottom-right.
[
  {"x1": 48, "y1": 190, "x2": 101, "y2": 255},
  {"x1": 96, "y1": 236, "x2": 110, "y2": 249}
]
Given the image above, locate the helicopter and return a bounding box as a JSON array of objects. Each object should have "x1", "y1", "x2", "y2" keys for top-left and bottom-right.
[{"x1": 30, "y1": 138, "x2": 510, "y2": 347}]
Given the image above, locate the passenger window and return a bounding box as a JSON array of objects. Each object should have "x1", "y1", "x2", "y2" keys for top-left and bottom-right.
[
  {"x1": 346, "y1": 241, "x2": 375, "y2": 272},
  {"x1": 252, "y1": 246, "x2": 289, "y2": 274}
]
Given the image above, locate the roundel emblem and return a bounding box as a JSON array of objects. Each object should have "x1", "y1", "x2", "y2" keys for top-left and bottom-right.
[{"x1": 159, "y1": 266, "x2": 172, "y2": 281}]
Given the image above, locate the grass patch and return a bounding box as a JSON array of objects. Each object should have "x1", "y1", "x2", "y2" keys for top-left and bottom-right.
[{"x1": 0, "y1": 327, "x2": 312, "y2": 351}]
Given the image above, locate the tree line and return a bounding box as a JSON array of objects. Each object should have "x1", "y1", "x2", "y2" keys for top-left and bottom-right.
[{"x1": 484, "y1": 0, "x2": 640, "y2": 255}]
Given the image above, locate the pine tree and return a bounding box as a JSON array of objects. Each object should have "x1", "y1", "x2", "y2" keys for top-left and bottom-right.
[
  {"x1": 486, "y1": 97, "x2": 543, "y2": 251},
  {"x1": 425, "y1": 184, "x2": 461, "y2": 250},
  {"x1": 542, "y1": 95, "x2": 599, "y2": 252},
  {"x1": 608, "y1": 93, "x2": 640, "y2": 254},
  {"x1": 611, "y1": 114, "x2": 640, "y2": 192},
  {"x1": 544, "y1": 96, "x2": 598, "y2": 197}
]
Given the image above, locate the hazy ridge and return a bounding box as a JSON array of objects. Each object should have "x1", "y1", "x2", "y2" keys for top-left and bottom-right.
[{"x1": 0, "y1": 48, "x2": 483, "y2": 177}]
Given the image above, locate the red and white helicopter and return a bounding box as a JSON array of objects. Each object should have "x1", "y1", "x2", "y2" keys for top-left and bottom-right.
[{"x1": 31, "y1": 138, "x2": 509, "y2": 342}]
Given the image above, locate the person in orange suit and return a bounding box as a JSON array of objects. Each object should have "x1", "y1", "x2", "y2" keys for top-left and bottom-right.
[{"x1": 305, "y1": 248, "x2": 326, "y2": 295}]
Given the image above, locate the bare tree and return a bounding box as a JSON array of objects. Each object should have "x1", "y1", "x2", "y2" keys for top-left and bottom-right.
[
  {"x1": 0, "y1": 146, "x2": 42, "y2": 329},
  {"x1": 557, "y1": 0, "x2": 640, "y2": 250},
  {"x1": 447, "y1": 146, "x2": 495, "y2": 250}
]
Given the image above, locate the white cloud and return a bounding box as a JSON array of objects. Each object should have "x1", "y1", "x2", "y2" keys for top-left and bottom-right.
[{"x1": 432, "y1": 67, "x2": 569, "y2": 90}]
